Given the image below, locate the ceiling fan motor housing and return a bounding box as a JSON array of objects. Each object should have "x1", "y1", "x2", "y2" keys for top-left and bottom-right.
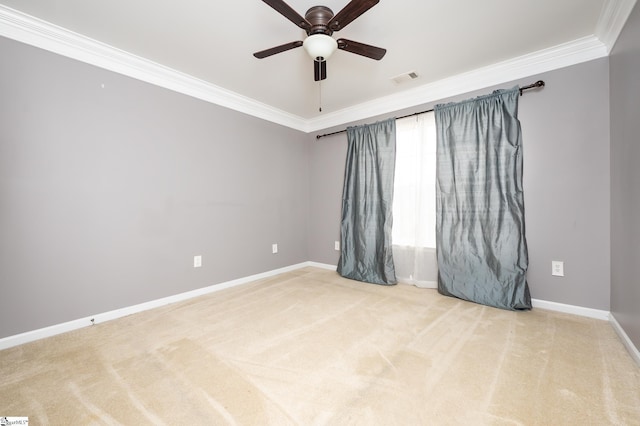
[{"x1": 305, "y1": 6, "x2": 334, "y2": 35}]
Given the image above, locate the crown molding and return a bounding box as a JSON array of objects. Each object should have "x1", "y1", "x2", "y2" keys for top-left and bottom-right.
[
  {"x1": 0, "y1": 4, "x2": 613, "y2": 134},
  {"x1": 0, "y1": 5, "x2": 309, "y2": 132},
  {"x1": 595, "y1": 0, "x2": 638, "y2": 53},
  {"x1": 306, "y1": 36, "x2": 608, "y2": 133}
]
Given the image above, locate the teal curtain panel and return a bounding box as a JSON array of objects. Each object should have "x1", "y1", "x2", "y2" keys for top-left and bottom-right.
[
  {"x1": 338, "y1": 118, "x2": 397, "y2": 285},
  {"x1": 435, "y1": 88, "x2": 531, "y2": 310}
]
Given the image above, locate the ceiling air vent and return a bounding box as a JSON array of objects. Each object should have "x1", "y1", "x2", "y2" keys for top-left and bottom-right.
[{"x1": 391, "y1": 71, "x2": 419, "y2": 85}]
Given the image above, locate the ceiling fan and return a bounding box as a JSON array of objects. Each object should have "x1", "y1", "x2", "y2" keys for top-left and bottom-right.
[{"x1": 253, "y1": 0, "x2": 387, "y2": 81}]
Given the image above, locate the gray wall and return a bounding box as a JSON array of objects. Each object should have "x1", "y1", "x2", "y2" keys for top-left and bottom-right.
[
  {"x1": 0, "y1": 33, "x2": 618, "y2": 340},
  {"x1": 610, "y1": 2, "x2": 640, "y2": 349},
  {"x1": 0, "y1": 37, "x2": 310, "y2": 338},
  {"x1": 309, "y1": 58, "x2": 612, "y2": 311}
]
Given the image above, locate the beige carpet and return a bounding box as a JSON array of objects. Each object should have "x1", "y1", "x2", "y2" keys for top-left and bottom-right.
[{"x1": 1, "y1": 267, "x2": 639, "y2": 425}]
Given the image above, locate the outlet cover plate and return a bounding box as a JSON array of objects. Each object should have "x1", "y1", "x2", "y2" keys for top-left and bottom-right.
[{"x1": 552, "y1": 260, "x2": 564, "y2": 277}]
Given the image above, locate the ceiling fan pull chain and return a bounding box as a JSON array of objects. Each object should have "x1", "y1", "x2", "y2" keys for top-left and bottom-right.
[{"x1": 319, "y1": 79, "x2": 322, "y2": 112}]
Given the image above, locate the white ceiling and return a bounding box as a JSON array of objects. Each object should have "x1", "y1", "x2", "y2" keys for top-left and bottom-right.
[{"x1": 0, "y1": 0, "x2": 635, "y2": 132}]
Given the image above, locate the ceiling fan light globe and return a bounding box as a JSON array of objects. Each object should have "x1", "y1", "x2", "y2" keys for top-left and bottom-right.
[{"x1": 303, "y1": 34, "x2": 338, "y2": 61}]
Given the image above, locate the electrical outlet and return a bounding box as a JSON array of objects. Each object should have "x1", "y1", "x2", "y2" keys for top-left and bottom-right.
[
  {"x1": 334, "y1": 240, "x2": 340, "y2": 251},
  {"x1": 272, "y1": 243, "x2": 278, "y2": 254},
  {"x1": 194, "y1": 255, "x2": 202, "y2": 268},
  {"x1": 552, "y1": 260, "x2": 564, "y2": 277}
]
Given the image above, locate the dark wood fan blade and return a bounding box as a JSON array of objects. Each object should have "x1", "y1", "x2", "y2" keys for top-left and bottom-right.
[
  {"x1": 337, "y1": 38, "x2": 386, "y2": 60},
  {"x1": 262, "y1": 0, "x2": 311, "y2": 31},
  {"x1": 253, "y1": 41, "x2": 303, "y2": 59},
  {"x1": 314, "y1": 60, "x2": 327, "y2": 81},
  {"x1": 328, "y1": 0, "x2": 379, "y2": 31}
]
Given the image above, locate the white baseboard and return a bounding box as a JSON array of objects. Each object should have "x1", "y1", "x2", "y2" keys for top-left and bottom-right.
[
  {"x1": 305, "y1": 262, "x2": 337, "y2": 271},
  {"x1": 1, "y1": 263, "x2": 636, "y2": 363},
  {"x1": 531, "y1": 298, "x2": 610, "y2": 320},
  {"x1": 609, "y1": 313, "x2": 640, "y2": 367},
  {"x1": 398, "y1": 280, "x2": 438, "y2": 289},
  {"x1": 0, "y1": 262, "x2": 312, "y2": 351},
  {"x1": 298, "y1": 265, "x2": 610, "y2": 321}
]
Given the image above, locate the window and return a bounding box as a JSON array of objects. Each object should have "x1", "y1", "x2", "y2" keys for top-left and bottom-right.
[{"x1": 392, "y1": 112, "x2": 438, "y2": 287}]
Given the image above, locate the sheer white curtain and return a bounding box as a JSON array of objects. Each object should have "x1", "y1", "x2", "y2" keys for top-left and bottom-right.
[{"x1": 392, "y1": 112, "x2": 438, "y2": 288}]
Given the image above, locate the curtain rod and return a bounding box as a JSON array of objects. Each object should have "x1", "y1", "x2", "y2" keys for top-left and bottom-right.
[{"x1": 315, "y1": 80, "x2": 545, "y2": 140}]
